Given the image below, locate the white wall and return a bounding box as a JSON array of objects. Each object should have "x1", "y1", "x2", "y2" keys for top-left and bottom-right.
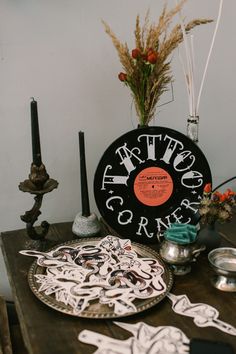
[{"x1": 0, "y1": 0, "x2": 235, "y2": 299}]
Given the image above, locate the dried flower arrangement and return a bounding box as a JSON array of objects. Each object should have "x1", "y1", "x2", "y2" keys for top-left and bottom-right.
[
  {"x1": 102, "y1": 0, "x2": 212, "y2": 126},
  {"x1": 177, "y1": 0, "x2": 223, "y2": 142},
  {"x1": 198, "y1": 183, "x2": 236, "y2": 225}
]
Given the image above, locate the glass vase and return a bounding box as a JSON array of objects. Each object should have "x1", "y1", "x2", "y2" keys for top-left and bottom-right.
[{"x1": 187, "y1": 115, "x2": 199, "y2": 143}]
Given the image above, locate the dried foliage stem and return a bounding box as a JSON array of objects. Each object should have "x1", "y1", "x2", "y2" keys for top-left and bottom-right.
[
  {"x1": 102, "y1": 1, "x2": 212, "y2": 126},
  {"x1": 196, "y1": 0, "x2": 223, "y2": 113},
  {"x1": 177, "y1": 0, "x2": 223, "y2": 118}
]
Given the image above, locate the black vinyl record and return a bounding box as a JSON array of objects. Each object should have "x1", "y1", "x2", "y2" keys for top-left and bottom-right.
[{"x1": 94, "y1": 126, "x2": 212, "y2": 244}]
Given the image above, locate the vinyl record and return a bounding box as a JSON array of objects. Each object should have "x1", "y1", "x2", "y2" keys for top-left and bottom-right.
[{"x1": 94, "y1": 126, "x2": 212, "y2": 244}]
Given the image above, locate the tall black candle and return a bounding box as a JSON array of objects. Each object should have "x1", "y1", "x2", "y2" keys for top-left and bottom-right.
[
  {"x1": 79, "y1": 131, "x2": 90, "y2": 217},
  {"x1": 31, "y1": 98, "x2": 42, "y2": 167}
]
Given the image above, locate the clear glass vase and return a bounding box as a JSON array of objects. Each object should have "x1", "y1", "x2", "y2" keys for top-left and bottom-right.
[{"x1": 187, "y1": 115, "x2": 199, "y2": 143}]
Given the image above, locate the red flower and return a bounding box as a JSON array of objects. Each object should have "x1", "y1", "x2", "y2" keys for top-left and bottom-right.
[
  {"x1": 226, "y1": 188, "x2": 235, "y2": 197},
  {"x1": 147, "y1": 51, "x2": 159, "y2": 64},
  {"x1": 147, "y1": 48, "x2": 154, "y2": 55},
  {"x1": 204, "y1": 183, "x2": 212, "y2": 193},
  {"x1": 220, "y1": 193, "x2": 227, "y2": 202},
  {"x1": 131, "y1": 48, "x2": 141, "y2": 59},
  {"x1": 118, "y1": 72, "x2": 127, "y2": 82}
]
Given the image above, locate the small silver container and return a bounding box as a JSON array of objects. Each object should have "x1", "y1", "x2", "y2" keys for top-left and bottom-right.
[
  {"x1": 208, "y1": 247, "x2": 236, "y2": 292},
  {"x1": 159, "y1": 239, "x2": 205, "y2": 275}
]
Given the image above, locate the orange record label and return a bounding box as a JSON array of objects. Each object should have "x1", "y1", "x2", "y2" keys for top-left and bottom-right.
[{"x1": 134, "y1": 167, "x2": 173, "y2": 206}]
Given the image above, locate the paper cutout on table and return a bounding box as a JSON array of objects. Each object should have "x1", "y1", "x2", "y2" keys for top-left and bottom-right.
[
  {"x1": 167, "y1": 293, "x2": 236, "y2": 336},
  {"x1": 78, "y1": 321, "x2": 189, "y2": 354},
  {"x1": 20, "y1": 235, "x2": 167, "y2": 315}
]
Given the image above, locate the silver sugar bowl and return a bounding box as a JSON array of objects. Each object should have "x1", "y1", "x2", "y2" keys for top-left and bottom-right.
[
  {"x1": 208, "y1": 247, "x2": 236, "y2": 292},
  {"x1": 160, "y1": 239, "x2": 206, "y2": 275}
]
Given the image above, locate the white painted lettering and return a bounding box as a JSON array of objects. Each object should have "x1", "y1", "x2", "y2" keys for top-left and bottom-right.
[
  {"x1": 181, "y1": 171, "x2": 203, "y2": 188},
  {"x1": 102, "y1": 165, "x2": 129, "y2": 190},
  {"x1": 117, "y1": 210, "x2": 133, "y2": 225},
  {"x1": 106, "y1": 196, "x2": 123, "y2": 211},
  {"x1": 171, "y1": 207, "x2": 184, "y2": 223},
  {"x1": 181, "y1": 199, "x2": 199, "y2": 214},
  {"x1": 161, "y1": 135, "x2": 184, "y2": 164},
  {"x1": 138, "y1": 134, "x2": 162, "y2": 160},
  {"x1": 115, "y1": 143, "x2": 144, "y2": 174},
  {"x1": 136, "y1": 216, "x2": 154, "y2": 238},
  {"x1": 174, "y1": 151, "x2": 195, "y2": 172},
  {"x1": 155, "y1": 217, "x2": 171, "y2": 233}
]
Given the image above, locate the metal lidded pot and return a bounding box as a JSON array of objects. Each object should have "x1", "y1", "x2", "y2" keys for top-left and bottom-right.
[
  {"x1": 159, "y1": 223, "x2": 206, "y2": 275},
  {"x1": 159, "y1": 239, "x2": 205, "y2": 275}
]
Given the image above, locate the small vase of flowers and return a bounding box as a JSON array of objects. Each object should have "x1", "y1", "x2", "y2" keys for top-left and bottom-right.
[
  {"x1": 197, "y1": 183, "x2": 236, "y2": 251},
  {"x1": 199, "y1": 183, "x2": 236, "y2": 225}
]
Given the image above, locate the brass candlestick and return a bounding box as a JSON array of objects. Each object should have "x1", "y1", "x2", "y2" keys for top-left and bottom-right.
[{"x1": 19, "y1": 162, "x2": 58, "y2": 241}]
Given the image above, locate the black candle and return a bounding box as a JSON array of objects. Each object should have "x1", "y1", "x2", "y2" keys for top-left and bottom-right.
[
  {"x1": 79, "y1": 131, "x2": 90, "y2": 217},
  {"x1": 31, "y1": 98, "x2": 42, "y2": 167}
]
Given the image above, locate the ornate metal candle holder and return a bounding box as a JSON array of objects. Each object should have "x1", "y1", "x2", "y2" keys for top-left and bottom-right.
[{"x1": 19, "y1": 162, "x2": 58, "y2": 242}]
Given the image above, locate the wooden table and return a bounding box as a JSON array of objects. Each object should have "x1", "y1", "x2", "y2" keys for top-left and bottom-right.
[{"x1": 1, "y1": 221, "x2": 236, "y2": 354}]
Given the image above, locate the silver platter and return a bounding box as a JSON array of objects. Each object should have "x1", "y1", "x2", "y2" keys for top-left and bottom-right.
[{"x1": 28, "y1": 238, "x2": 173, "y2": 318}]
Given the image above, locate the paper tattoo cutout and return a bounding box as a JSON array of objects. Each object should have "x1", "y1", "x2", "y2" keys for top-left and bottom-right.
[
  {"x1": 167, "y1": 293, "x2": 236, "y2": 336},
  {"x1": 20, "y1": 236, "x2": 167, "y2": 315},
  {"x1": 78, "y1": 322, "x2": 189, "y2": 354}
]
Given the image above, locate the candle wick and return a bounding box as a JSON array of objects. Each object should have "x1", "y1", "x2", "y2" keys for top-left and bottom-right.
[{"x1": 31, "y1": 97, "x2": 35, "y2": 102}]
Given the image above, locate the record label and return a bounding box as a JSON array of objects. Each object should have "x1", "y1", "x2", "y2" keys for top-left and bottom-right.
[
  {"x1": 94, "y1": 126, "x2": 212, "y2": 244},
  {"x1": 134, "y1": 167, "x2": 173, "y2": 206}
]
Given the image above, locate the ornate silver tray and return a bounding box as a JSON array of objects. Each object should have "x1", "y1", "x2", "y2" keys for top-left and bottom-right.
[{"x1": 27, "y1": 237, "x2": 173, "y2": 318}]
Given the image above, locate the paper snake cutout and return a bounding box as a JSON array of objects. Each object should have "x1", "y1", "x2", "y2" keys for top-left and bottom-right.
[
  {"x1": 167, "y1": 293, "x2": 236, "y2": 336},
  {"x1": 78, "y1": 322, "x2": 189, "y2": 354},
  {"x1": 78, "y1": 293, "x2": 236, "y2": 354},
  {"x1": 20, "y1": 236, "x2": 167, "y2": 315}
]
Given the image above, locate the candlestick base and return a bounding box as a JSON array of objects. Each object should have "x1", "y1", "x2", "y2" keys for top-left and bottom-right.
[
  {"x1": 19, "y1": 163, "x2": 58, "y2": 242},
  {"x1": 72, "y1": 212, "x2": 101, "y2": 238}
]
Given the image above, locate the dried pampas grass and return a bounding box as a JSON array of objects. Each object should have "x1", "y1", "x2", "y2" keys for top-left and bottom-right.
[{"x1": 102, "y1": 1, "x2": 213, "y2": 126}]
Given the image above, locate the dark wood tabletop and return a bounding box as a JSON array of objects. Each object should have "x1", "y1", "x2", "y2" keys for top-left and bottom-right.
[{"x1": 1, "y1": 220, "x2": 236, "y2": 354}]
